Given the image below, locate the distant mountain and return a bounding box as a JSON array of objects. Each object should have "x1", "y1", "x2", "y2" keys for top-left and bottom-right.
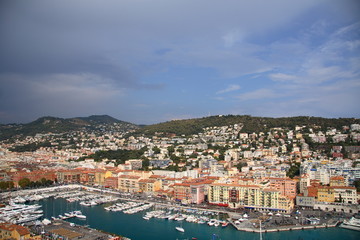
[
  {"x1": 131, "y1": 115, "x2": 360, "y2": 137},
  {"x1": 0, "y1": 115, "x2": 139, "y2": 140}
]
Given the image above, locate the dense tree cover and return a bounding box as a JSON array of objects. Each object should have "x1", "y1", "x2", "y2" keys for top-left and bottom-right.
[
  {"x1": 9, "y1": 141, "x2": 53, "y2": 152},
  {"x1": 235, "y1": 162, "x2": 248, "y2": 172},
  {"x1": 131, "y1": 115, "x2": 359, "y2": 137},
  {"x1": 354, "y1": 179, "x2": 360, "y2": 192},
  {"x1": 17, "y1": 178, "x2": 53, "y2": 189},
  {"x1": 0, "y1": 181, "x2": 14, "y2": 190},
  {"x1": 152, "y1": 146, "x2": 161, "y2": 154},
  {"x1": 287, "y1": 162, "x2": 301, "y2": 179},
  {"x1": 76, "y1": 147, "x2": 148, "y2": 165},
  {"x1": 0, "y1": 115, "x2": 139, "y2": 141},
  {"x1": 18, "y1": 178, "x2": 31, "y2": 188}
]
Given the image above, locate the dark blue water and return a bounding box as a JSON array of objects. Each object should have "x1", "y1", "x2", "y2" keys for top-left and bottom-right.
[{"x1": 38, "y1": 198, "x2": 360, "y2": 240}]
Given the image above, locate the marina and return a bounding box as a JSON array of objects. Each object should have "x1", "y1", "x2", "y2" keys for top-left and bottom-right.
[
  {"x1": 0, "y1": 186, "x2": 359, "y2": 239},
  {"x1": 35, "y1": 197, "x2": 360, "y2": 240}
]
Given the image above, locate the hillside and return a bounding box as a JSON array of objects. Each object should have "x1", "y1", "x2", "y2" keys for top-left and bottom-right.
[
  {"x1": 0, "y1": 115, "x2": 139, "y2": 140},
  {"x1": 131, "y1": 115, "x2": 360, "y2": 137}
]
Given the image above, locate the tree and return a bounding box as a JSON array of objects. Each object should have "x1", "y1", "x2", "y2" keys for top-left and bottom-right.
[
  {"x1": 167, "y1": 146, "x2": 175, "y2": 155},
  {"x1": 287, "y1": 162, "x2": 300, "y2": 179},
  {"x1": 18, "y1": 178, "x2": 31, "y2": 188},
  {"x1": 235, "y1": 162, "x2": 248, "y2": 172},
  {"x1": 354, "y1": 179, "x2": 360, "y2": 192},
  {"x1": 41, "y1": 178, "x2": 47, "y2": 186},
  {"x1": 141, "y1": 157, "x2": 150, "y2": 170},
  {"x1": 152, "y1": 146, "x2": 161, "y2": 154}
]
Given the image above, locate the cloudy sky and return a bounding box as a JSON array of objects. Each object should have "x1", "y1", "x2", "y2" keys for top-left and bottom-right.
[{"x1": 0, "y1": 0, "x2": 359, "y2": 124}]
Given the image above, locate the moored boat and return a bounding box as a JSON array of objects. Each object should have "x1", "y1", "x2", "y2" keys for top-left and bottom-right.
[{"x1": 339, "y1": 216, "x2": 360, "y2": 231}]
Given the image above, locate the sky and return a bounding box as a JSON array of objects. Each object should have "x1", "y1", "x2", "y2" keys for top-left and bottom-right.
[{"x1": 0, "y1": 0, "x2": 359, "y2": 125}]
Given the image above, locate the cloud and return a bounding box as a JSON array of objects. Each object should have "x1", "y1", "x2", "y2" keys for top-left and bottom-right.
[
  {"x1": 216, "y1": 84, "x2": 241, "y2": 94},
  {"x1": 236, "y1": 88, "x2": 278, "y2": 101},
  {"x1": 0, "y1": 0, "x2": 359, "y2": 124},
  {"x1": 269, "y1": 73, "x2": 297, "y2": 82},
  {"x1": 0, "y1": 73, "x2": 126, "y2": 123},
  {"x1": 222, "y1": 30, "x2": 243, "y2": 48}
]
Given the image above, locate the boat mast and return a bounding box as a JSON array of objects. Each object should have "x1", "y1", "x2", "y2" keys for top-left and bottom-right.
[{"x1": 259, "y1": 220, "x2": 262, "y2": 240}]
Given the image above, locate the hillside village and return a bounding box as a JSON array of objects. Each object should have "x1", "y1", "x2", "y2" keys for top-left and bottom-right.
[{"x1": 1, "y1": 117, "x2": 360, "y2": 215}]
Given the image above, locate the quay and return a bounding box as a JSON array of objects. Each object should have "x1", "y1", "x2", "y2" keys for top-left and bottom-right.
[
  {"x1": 30, "y1": 219, "x2": 130, "y2": 240},
  {"x1": 227, "y1": 217, "x2": 340, "y2": 233}
]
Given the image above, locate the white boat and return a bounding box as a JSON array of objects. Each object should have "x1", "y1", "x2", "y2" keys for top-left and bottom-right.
[
  {"x1": 42, "y1": 218, "x2": 51, "y2": 225},
  {"x1": 340, "y1": 217, "x2": 360, "y2": 231},
  {"x1": 175, "y1": 226, "x2": 185, "y2": 232},
  {"x1": 73, "y1": 210, "x2": 86, "y2": 219}
]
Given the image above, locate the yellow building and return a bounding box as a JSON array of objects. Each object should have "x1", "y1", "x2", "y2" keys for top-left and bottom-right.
[
  {"x1": 118, "y1": 175, "x2": 140, "y2": 192},
  {"x1": 208, "y1": 183, "x2": 293, "y2": 212},
  {"x1": 0, "y1": 223, "x2": 31, "y2": 240},
  {"x1": 317, "y1": 186, "x2": 335, "y2": 202},
  {"x1": 138, "y1": 179, "x2": 162, "y2": 193},
  {"x1": 94, "y1": 169, "x2": 107, "y2": 186}
]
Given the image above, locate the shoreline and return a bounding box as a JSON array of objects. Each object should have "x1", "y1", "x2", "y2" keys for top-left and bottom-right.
[
  {"x1": 0, "y1": 185, "x2": 347, "y2": 234},
  {"x1": 227, "y1": 217, "x2": 339, "y2": 233}
]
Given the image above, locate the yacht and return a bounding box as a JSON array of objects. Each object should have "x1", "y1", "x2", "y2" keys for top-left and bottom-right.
[
  {"x1": 73, "y1": 210, "x2": 87, "y2": 219},
  {"x1": 340, "y1": 216, "x2": 360, "y2": 231},
  {"x1": 175, "y1": 226, "x2": 185, "y2": 232}
]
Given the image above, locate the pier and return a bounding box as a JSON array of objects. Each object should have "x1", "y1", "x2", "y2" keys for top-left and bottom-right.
[{"x1": 227, "y1": 217, "x2": 340, "y2": 233}]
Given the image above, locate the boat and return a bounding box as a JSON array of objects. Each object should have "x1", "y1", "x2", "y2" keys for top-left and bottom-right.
[
  {"x1": 221, "y1": 222, "x2": 229, "y2": 227},
  {"x1": 176, "y1": 222, "x2": 185, "y2": 232},
  {"x1": 175, "y1": 226, "x2": 185, "y2": 232},
  {"x1": 73, "y1": 210, "x2": 87, "y2": 219},
  {"x1": 339, "y1": 216, "x2": 360, "y2": 231}
]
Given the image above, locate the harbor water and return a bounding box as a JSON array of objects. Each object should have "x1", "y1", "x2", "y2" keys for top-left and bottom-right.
[{"x1": 37, "y1": 198, "x2": 360, "y2": 240}]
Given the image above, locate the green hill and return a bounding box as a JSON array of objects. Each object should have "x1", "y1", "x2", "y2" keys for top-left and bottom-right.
[
  {"x1": 131, "y1": 115, "x2": 360, "y2": 137},
  {"x1": 0, "y1": 115, "x2": 139, "y2": 140}
]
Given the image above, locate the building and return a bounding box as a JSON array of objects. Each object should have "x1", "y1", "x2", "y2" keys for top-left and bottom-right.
[
  {"x1": 208, "y1": 183, "x2": 293, "y2": 212},
  {"x1": 104, "y1": 177, "x2": 118, "y2": 189},
  {"x1": 317, "y1": 186, "x2": 335, "y2": 203},
  {"x1": 56, "y1": 169, "x2": 81, "y2": 184},
  {"x1": 138, "y1": 178, "x2": 161, "y2": 194},
  {"x1": 0, "y1": 223, "x2": 31, "y2": 240},
  {"x1": 329, "y1": 176, "x2": 347, "y2": 187},
  {"x1": 118, "y1": 175, "x2": 140, "y2": 192},
  {"x1": 125, "y1": 159, "x2": 143, "y2": 170},
  {"x1": 11, "y1": 170, "x2": 56, "y2": 187},
  {"x1": 333, "y1": 186, "x2": 357, "y2": 204},
  {"x1": 296, "y1": 195, "x2": 315, "y2": 208},
  {"x1": 268, "y1": 177, "x2": 297, "y2": 200},
  {"x1": 173, "y1": 182, "x2": 205, "y2": 204}
]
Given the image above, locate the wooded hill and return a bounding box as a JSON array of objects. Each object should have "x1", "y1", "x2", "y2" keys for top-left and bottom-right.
[
  {"x1": 0, "y1": 115, "x2": 139, "y2": 140},
  {"x1": 132, "y1": 115, "x2": 360, "y2": 137}
]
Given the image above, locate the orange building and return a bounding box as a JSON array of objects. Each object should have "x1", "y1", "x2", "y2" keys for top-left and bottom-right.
[
  {"x1": 11, "y1": 170, "x2": 56, "y2": 187},
  {"x1": 268, "y1": 177, "x2": 297, "y2": 200},
  {"x1": 104, "y1": 177, "x2": 118, "y2": 189},
  {"x1": 329, "y1": 176, "x2": 346, "y2": 187},
  {"x1": 0, "y1": 223, "x2": 32, "y2": 240}
]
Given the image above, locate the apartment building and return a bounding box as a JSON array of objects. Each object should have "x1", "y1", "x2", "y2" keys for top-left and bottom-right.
[
  {"x1": 118, "y1": 175, "x2": 140, "y2": 192},
  {"x1": 208, "y1": 183, "x2": 293, "y2": 212}
]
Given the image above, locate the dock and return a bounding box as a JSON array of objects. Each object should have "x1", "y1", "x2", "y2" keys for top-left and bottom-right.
[{"x1": 227, "y1": 217, "x2": 339, "y2": 233}]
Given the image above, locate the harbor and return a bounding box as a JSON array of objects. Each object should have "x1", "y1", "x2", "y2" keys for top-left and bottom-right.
[{"x1": 0, "y1": 185, "x2": 359, "y2": 239}]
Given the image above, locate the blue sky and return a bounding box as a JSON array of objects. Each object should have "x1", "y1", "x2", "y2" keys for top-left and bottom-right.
[{"x1": 0, "y1": 0, "x2": 359, "y2": 124}]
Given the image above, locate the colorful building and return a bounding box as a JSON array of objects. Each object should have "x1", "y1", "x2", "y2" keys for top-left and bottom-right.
[
  {"x1": 0, "y1": 223, "x2": 32, "y2": 240},
  {"x1": 208, "y1": 183, "x2": 293, "y2": 212}
]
